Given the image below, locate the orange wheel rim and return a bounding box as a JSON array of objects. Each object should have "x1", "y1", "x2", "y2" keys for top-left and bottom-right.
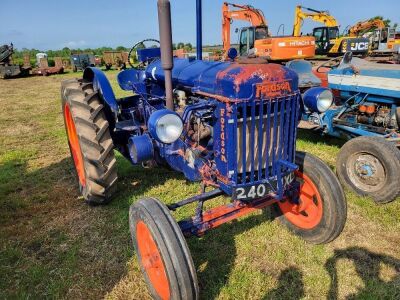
[
  {"x1": 278, "y1": 171, "x2": 323, "y2": 229},
  {"x1": 64, "y1": 104, "x2": 86, "y2": 187},
  {"x1": 136, "y1": 221, "x2": 170, "y2": 300}
]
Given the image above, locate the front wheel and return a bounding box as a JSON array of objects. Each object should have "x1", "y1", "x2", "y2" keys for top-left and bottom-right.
[
  {"x1": 336, "y1": 136, "x2": 400, "y2": 204},
  {"x1": 273, "y1": 152, "x2": 347, "y2": 244},
  {"x1": 129, "y1": 198, "x2": 199, "y2": 300}
]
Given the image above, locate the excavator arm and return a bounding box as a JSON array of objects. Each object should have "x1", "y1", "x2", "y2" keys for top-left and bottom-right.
[
  {"x1": 222, "y1": 2, "x2": 267, "y2": 53},
  {"x1": 293, "y1": 5, "x2": 338, "y2": 36},
  {"x1": 348, "y1": 19, "x2": 386, "y2": 37}
]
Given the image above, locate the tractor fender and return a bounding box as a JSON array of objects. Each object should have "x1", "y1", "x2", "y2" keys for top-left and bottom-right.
[{"x1": 83, "y1": 67, "x2": 119, "y2": 125}]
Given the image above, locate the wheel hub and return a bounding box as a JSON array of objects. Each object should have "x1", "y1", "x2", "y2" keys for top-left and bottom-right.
[
  {"x1": 348, "y1": 153, "x2": 385, "y2": 192},
  {"x1": 278, "y1": 171, "x2": 323, "y2": 230}
]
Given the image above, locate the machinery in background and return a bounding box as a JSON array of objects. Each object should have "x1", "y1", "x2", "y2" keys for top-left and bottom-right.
[
  {"x1": 61, "y1": 1, "x2": 347, "y2": 298},
  {"x1": 348, "y1": 18, "x2": 386, "y2": 38},
  {"x1": 0, "y1": 43, "x2": 31, "y2": 79},
  {"x1": 304, "y1": 52, "x2": 400, "y2": 203},
  {"x1": 102, "y1": 51, "x2": 128, "y2": 70},
  {"x1": 70, "y1": 54, "x2": 96, "y2": 72},
  {"x1": 32, "y1": 53, "x2": 64, "y2": 76},
  {"x1": 222, "y1": 2, "x2": 315, "y2": 61},
  {"x1": 348, "y1": 18, "x2": 399, "y2": 60},
  {"x1": 293, "y1": 6, "x2": 370, "y2": 56}
]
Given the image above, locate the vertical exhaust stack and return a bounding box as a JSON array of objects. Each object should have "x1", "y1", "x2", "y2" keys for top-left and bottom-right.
[{"x1": 157, "y1": 0, "x2": 174, "y2": 111}]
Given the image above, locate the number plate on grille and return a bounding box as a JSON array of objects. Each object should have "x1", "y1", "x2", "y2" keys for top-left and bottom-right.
[{"x1": 233, "y1": 173, "x2": 294, "y2": 201}]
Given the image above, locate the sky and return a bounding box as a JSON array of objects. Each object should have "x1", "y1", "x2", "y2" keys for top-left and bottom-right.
[{"x1": 1, "y1": 0, "x2": 399, "y2": 51}]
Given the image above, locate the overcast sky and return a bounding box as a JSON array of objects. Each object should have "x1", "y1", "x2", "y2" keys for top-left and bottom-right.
[{"x1": 1, "y1": 0, "x2": 399, "y2": 50}]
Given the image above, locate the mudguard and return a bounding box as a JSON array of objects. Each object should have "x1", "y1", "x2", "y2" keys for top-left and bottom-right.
[{"x1": 83, "y1": 67, "x2": 119, "y2": 123}]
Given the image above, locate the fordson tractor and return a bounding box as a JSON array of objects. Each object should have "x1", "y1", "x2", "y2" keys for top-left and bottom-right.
[
  {"x1": 305, "y1": 53, "x2": 400, "y2": 204},
  {"x1": 61, "y1": 1, "x2": 347, "y2": 299}
]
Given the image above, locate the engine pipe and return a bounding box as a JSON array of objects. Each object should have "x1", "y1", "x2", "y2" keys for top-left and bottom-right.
[
  {"x1": 196, "y1": 0, "x2": 203, "y2": 60},
  {"x1": 157, "y1": 0, "x2": 174, "y2": 110}
]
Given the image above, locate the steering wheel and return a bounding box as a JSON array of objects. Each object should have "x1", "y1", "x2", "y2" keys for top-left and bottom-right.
[
  {"x1": 316, "y1": 56, "x2": 342, "y2": 73},
  {"x1": 128, "y1": 39, "x2": 160, "y2": 69}
]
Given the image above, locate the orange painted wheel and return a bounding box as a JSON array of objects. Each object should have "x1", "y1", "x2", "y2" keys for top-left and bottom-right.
[
  {"x1": 136, "y1": 221, "x2": 170, "y2": 300},
  {"x1": 64, "y1": 103, "x2": 86, "y2": 187},
  {"x1": 129, "y1": 198, "x2": 199, "y2": 300},
  {"x1": 273, "y1": 152, "x2": 347, "y2": 244},
  {"x1": 278, "y1": 171, "x2": 323, "y2": 230}
]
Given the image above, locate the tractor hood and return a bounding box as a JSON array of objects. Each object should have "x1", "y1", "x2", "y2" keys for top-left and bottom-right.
[{"x1": 146, "y1": 58, "x2": 299, "y2": 101}]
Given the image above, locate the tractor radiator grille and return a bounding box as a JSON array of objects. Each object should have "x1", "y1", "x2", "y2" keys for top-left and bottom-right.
[{"x1": 235, "y1": 93, "x2": 300, "y2": 184}]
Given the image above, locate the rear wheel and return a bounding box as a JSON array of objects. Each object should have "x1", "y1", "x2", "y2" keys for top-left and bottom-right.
[
  {"x1": 336, "y1": 136, "x2": 400, "y2": 204},
  {"x1": 61, "y1": 79, "x2": 117, "y2": 205},
  {"x1": 273, "y1": 152, "x2": 347, "y2": 244},
  {"x1": 129, "y1": 198, "x2": 199, "y2": 300}
]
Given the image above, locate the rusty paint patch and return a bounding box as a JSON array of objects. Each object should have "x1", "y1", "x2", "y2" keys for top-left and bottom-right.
[{"x1": 216, "y1": 63, "x2": 288, "y2": 94}]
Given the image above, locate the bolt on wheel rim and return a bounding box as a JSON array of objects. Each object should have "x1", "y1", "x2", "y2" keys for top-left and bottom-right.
[
  {"x1": 64, "y1": 104, "x2": 86, "y2": 187},
  {"x1": 136, "y1": 221, "x2": 170, "y2": 300},
  {"x1": 278, "y1": 171, "x2": 323, "y2": 229},
  {"x1": 347, "y1": 153, "x2": 385, "y2": 192}
]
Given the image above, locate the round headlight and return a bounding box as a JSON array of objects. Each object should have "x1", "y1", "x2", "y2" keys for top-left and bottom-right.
[
  {"x1": 148, "y1": 109, "x2": 183, "y2": 144},
  {"x1": 303, "y1": 87, "x2": 333, "y2": 113},
  {"x1": 317, "y1": 89, "x2": 333, "y2": 113}
]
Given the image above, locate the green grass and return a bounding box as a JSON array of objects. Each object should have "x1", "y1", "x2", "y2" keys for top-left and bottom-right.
[{"x1": 0, "y1": 70, "x2": 399, "y2": 299}]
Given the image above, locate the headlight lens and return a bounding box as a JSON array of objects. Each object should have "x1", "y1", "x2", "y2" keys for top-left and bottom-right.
[
  {"x1": 303, "y1": 87, "x2": 333, "y2": 113},
  {"x1": 317, "y1": 89, "x2": 334, "y2": 112},
  {"x1": 156, "y1": 114, "x2": 183, "y2": 144},
  {"x1": 148, "y1": 109, "x2": 184, "y2": 144}
]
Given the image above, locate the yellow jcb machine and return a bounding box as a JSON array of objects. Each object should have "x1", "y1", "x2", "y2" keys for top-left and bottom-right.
[
  {"x1": 349, "y1": 18, "x2": 399, "y2": 55},
  {"x1": 293, "y1": 6, "x2": 370, "y2": 56}
]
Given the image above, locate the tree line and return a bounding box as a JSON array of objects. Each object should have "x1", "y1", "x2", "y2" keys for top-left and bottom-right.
[{"x1": 11, "y1": 43, "x2": 194, "y2": 60}]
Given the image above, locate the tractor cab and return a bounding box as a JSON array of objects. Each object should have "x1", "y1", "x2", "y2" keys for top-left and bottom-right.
[{"x1": 312, "y1": 26, "x2": 340, "y2": 55}]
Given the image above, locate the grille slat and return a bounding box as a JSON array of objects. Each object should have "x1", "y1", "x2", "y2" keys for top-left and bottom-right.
[
  {"x1": 235, "y1": 94, "x2": 299, "y2": 184},
  {"x1": 257, "y1": 100, "x2": 264, "y2": 181}
]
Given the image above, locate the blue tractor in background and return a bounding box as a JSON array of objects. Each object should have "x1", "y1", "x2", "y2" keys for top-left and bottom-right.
[
  {"x1": 61, "y1": 1, "x2": 347, "y2": 298},
  {"x1": 303, "y1": 53, "x2": 400, "y2": 203}
]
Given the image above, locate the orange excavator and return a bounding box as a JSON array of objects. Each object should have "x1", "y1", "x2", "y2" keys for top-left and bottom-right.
[{"x1": 222, "y1": 2, "x2": 315, "y2": 61}]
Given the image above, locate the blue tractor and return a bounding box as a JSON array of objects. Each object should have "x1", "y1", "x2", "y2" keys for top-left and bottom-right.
[
  {"x1": 303, "y1": 53, "x2": 400, "y2": 204},
  {"x1": 61, "y1": 1, "x2": 347, "y2": 298}
]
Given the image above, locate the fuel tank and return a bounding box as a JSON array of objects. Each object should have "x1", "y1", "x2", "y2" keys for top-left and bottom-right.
[{"x1": 145, "y1": 58, "x2": 299, "y2": 100}]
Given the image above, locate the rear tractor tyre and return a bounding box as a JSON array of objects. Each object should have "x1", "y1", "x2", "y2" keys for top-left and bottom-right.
[
  {"x1": 273, "y1": 151, "x2": 347, "y2": 244},
  {"x1": 336, "y1": 136, "x2": 400, "y2": 204},
  {"x1": 129, "y1": 198, "x2": 199, "y2": 300},
  {"x1": 61, "y1": 78, "x2": 118, "y2": 205}
]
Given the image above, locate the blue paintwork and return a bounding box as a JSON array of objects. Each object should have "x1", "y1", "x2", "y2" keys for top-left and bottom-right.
[
  {"x1": 146, "y1": 58, "x2": 299, "y2": 100},
  {"x1": 196, "y1": 0, "x2": 202, "y2": 60},
  {"x1": 137, "y1": 48, "x2": 162, "y2": 63},
  {"x1": 303, "y1": 87, "x2": 331, "y2": 113},
  {"x1": 128, "y1": 134, "x2": 154, "y2": 164},
  {"x1": 301, "y1": 58, "x2": 400, "y2": 141},
  {"x1": 147, "y1": 109, "x2": 182, "y2": 143}
]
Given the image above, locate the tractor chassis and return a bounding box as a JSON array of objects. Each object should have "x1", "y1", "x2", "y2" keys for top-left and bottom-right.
[{"x1": 167, "y1": 184, "x2": 299, "y2": 237}]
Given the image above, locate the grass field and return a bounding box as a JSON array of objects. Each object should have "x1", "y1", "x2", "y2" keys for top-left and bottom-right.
[{"x1": 0, "y1": 70, "x2": 399, "y2": 299}]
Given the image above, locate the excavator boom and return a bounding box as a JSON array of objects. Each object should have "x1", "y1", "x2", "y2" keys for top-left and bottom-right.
[
  {"x1": 222, "y1": 2, "x2": 267, "y2": 53},
  {"x1": 348, "y1": 19, "x2": 386, "y2": 37},
  {"x1": 293, "y1": 5, "x2": 338, "y2": 37}
]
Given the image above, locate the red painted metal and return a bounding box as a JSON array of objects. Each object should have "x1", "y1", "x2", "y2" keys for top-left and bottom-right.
[
  {"x1": 136, "y1": 221, "x2": 171, "y2": 300},
  {"x1": 277, "y1": 171, "x2": 323, "y2": 229},
  {"x1": 184, "y1": 197, "x2": 278, "y2": 236},
  {"x1": 64, "y1": 104, "x2": 86, "y2": 187}
]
